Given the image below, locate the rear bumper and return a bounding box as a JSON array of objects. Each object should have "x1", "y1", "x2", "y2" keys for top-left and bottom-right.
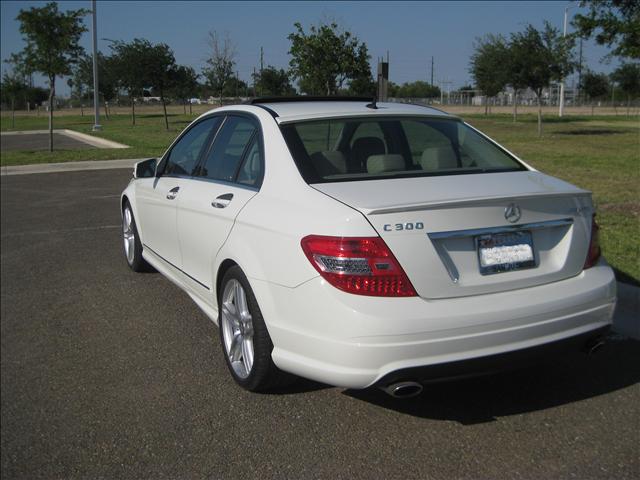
[
  {"x1": 373, "y1": 325, "x2": 610, "y2": 387},
  {"x1": 249, "y1": 261, "x2": 616, "y2": 389}
]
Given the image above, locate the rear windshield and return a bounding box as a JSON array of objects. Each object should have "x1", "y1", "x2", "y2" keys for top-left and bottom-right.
[{"x1": 280, "y1": 116, "x2": 526, "y2": 184}]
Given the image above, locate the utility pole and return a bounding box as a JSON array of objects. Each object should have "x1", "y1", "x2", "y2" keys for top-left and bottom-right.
[
  {"x1": 430, "y1": 56, "x2": 434, "y2": 86},
  {"x1": 91, "y1": 0, "x2": 101, "y2": 131},
  {"x1": 253, "y1": 67, "x2": 257, "y2": 97},
  {"x1": 260, "y1": 47, "x2": 264, "y2": 75},
  {"x1": 577, "y1": 37, "x2": 583, "y2": 104},
  {"x1": 559, "y1": 2, "x2": 576, "y2": 117}
]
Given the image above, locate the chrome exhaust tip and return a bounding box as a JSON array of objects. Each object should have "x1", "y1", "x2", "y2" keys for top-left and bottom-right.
[{"x1": 381, "y1": 381, "x2": 423, "y2": 399}]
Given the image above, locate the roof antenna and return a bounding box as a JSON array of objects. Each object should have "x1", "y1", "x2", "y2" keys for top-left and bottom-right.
[{"x1": 366, "y1": 93, "x2": 378, "y2": 110}]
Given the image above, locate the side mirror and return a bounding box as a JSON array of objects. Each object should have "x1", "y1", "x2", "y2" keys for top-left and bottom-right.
[{"x1": 133, "y1": 158, "x2": 157, "y2": 179}]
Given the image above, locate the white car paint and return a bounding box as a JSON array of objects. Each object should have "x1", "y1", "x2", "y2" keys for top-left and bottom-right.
[{"x1": 121, "y1": 101, "x2": 616, "y2": 389}]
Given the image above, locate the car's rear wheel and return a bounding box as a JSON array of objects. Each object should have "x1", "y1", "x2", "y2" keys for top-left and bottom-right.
[
  {"x1": 219, "y1": 266, "x2": 292, "y2": 391},
  {"x1": 122, "y1": 201, "x2": 152, "y2": 272}
]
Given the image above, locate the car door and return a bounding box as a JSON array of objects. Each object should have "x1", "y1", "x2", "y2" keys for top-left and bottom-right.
[
  {"x1": 135, "y1": 116, "x2": 221, "y2": 269},
  {"x1": 176, "y1": 114, "x2": 264, "y2": 295}
]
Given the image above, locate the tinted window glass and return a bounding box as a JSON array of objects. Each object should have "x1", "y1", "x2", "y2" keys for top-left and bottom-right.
[
  {"x1": 236, "y1": 136, "x2": 263, "y2": 187},
  {"x1": 164, "y1": 117, "x2": 220, "y2": 176},
  {"x1": 280, "y1": 116, "x2": 525, "y2": 184},
  {"x1": 200, "y1": 116, "x2": 257, "y2": 182}
]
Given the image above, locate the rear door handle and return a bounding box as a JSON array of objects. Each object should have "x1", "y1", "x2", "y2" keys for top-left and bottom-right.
[
  {"x1": 166, "y1": 186, "x2": 180, "y2": 200},
  {"x1": 211, "y1": 193, "x2": 234, "y2": 209}
]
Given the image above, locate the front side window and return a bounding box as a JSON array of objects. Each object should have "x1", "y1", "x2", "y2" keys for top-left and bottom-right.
[
  {"x1": 163, "y1": 117, "x2": 221, "y2": 176},
  {"x1": 280, "y1": 116, "x2": 525, "y2": 184},
  {"x1": 199, "y1": 116, "x2": 259, "y2": 183}
]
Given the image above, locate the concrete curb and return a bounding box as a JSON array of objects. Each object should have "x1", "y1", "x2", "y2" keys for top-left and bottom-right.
[
  {"x1": 1, "y1": 158, "x2": 143, "y2": 176},
  {"x1": 1, "y1": 129, "x2": 129, "y2": 149}
]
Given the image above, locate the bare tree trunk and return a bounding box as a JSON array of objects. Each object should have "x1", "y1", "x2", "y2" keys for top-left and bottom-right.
[
  {"x1": 183, "y1": 100, "x2": 186, "y2": 115},
  {"x1": 81, "y1": 103, "x2": 84, "y2": 116},
  {"x1": 48, "y1": 76, "x2": 55, "y2": 152},
  {"x1": 131, "y1": 93, "x2": 136, "y2": 126},
  {"x1": 513, "y1": 91, "x2": 518, "y2": 122},
  {"x1": 627, "y1": 95, "x2": 631, "y2": 116},
  {"x1": 484, "y1": 99, "x2": 488, "y2": 116},
  {"x1": 189, "y1": 102, "x2": 192, "y2": 115},
  {"x1": 161, "y1": 93, "x2": 169, "y2": 130},
  {"x1": 536, "y1": 93, "x2": 542, "y2": 137},
  {"x1": 591, "y1": 102, "x2": 595, "y2": 116},
  {"x1": 11, "y1": 98, "x2": 15, "y2": 129}
]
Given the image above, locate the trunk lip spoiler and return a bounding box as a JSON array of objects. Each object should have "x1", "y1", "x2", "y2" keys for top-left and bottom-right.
[
  {"x1": 428, "y1": 217, "x2": 574, "y2": 241},
  {"x1": 365, "y1": 191, "x2": 591, "y2": 216}
]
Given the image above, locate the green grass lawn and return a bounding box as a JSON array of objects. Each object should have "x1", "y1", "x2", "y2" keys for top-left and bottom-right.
[
  {"x1": 2, "y1": 111, "x2": 639, "y2": 283},
  {"x1": 1, "y1": 112, "x2": 191, "y2": 165},
  {"x1": 464, "y1": 114, "x2": 639, "y2": 285}
]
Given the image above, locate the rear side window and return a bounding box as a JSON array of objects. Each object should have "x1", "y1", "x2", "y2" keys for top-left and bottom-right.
[
  {"x1": 163, "y1": 117, "x2": 220, "y2": 176},
  {"x1": 199, "y1": 116, "x2": 258, "y2": 183},
  {"x1": 280, "y1": 116, "x2": 525, "y2": 184}
]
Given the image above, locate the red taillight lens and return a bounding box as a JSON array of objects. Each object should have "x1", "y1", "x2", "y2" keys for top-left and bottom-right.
[
  {"x1": 584, "y1": 213, "x2": 601, "y2": 269},
  {"x1": 301, "y1": 235, "x2": 417, "y2": 297}
]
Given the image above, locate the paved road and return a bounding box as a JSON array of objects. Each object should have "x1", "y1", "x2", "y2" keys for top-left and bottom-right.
[
  {"x1": 0, "y1": 133, "x2": 96, "y2": 151},
  {"x1": 1, "y1": 170, "x2": 639, "y2": 479}
]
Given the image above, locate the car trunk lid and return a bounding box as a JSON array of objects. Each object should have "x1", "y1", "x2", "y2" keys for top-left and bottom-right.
[{"x1": 313, "y1": 171, "x2": 594, "y2": 299}]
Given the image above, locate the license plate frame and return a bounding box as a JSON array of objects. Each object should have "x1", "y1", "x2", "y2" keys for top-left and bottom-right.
[{"x1": 476, "y1": 230, "x2": 536, "y2": 275}]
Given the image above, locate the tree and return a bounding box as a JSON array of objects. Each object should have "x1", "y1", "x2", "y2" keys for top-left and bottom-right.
[
  {"x1": 572, "y1": 0, "x2": 639, "y2": 60},
  {"x1": 109, "y1": 39, "x2": 148, "y2": 125},
  {"x1": 288, "y1": 21, "x2": 372, "y2": 95},
  {"x1": 579, "y1": 70, "x2": 610, "y2": 114},
  {"x1": 1, "y1": 71, "x2": 24, "y2": 128},
  {"x1": 394, "y1": 81, "x2": 441, "y2": 98},
  {"x1": 202, "y1": 31, "x2": 235, "y2": 105},
  {"x1": 110, "y1": 39, "x2": 176, "y2": 128},
  {"x1": 169, "y1": 65, "x2": 199, "y2": 114},
  {"x1": 252, "y1": 66, "x2": 295, "y2": 96},
  {"x1": 504, "y1": 42, "x2": 529, "y2": 122},
  {"x1": 4, "y1": 53, "x2": 35, "y2": 111},
  {"x1": 222, "y1": 75, "x2": 247, "y2": 98},
  {"x1": 469, "y1": 34, "x2": 510, "y2": 115},
  {"x1": 71, "y1": 52, "x2": 117, "y2": 117},
  {"x1": 14, "y1": 2, "x2": 87, "y2": 151},
  {"x1": 610, "y1": 62, "x2": 640, "y2": 114},
  {"x1": 141, "y1": 42, "x2": 177, "y2": 130},
  {"x1": 509, "y1": 23, "x2": 575, "y2": 136}
]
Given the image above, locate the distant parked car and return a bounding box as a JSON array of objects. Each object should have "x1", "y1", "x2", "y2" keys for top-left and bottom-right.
[
  {"x1": 121, "y1": 97, "x2": 616, "y2": 397},
  {"x1": 189, "y1": 98, "x2": 202, "y2": 105}
]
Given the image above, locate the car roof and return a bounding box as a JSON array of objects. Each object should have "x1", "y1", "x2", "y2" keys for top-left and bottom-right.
[{"x1": 248, "y1": 99, "x2": 455, "y2": 124}]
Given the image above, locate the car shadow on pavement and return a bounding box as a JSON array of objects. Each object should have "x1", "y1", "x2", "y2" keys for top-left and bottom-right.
[{"x1": 342, "y1": 339, "x2": 640, "y2": 425}]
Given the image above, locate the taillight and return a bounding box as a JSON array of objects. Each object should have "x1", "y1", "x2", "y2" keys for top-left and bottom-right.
[
  {"x1": 301, "y1": 235, "x2": 417, "y2": 297},
  {"x1": 584, "y1": 213, "x2": 601, "y2": 269}
]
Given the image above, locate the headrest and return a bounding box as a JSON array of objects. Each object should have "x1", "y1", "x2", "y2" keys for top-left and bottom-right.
[
  {"x1": 367, "y1": 154, "x2": 405, "y2": 174},
  {"x1": 420, "y1": 146, "x2": 458, "y2": 171},
  {"x1": 310, "y1": 151, "x2": 347, "y2": 176}
]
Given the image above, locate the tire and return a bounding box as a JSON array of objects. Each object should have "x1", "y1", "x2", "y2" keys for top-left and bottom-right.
[
  {"x1": 122, "y1": 201, "x2": 153, "y2": 273},
  {"x1": 218, "y1": 266, "x2": 292, "y2": 391}
]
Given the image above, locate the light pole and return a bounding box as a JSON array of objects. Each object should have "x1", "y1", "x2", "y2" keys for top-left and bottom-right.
[
  {"x1": 559, "y1": 2, "x2": 576, "y2": 117},
  {"x1": 91, "y1": 0, "x2": 101, "y2": 131}
]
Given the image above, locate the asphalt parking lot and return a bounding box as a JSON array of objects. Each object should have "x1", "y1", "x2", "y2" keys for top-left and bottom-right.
[
  {"x1": 1, "y1": 168, "x2": 639, "y2": 479},
  {"x1": 0, "y1": 133, "x2": 96, "y2": 151}
]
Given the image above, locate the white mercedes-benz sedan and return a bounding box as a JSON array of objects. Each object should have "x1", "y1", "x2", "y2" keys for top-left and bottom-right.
[{"x1": 121, "y1": 98, "x2": 616, "y2": 397}]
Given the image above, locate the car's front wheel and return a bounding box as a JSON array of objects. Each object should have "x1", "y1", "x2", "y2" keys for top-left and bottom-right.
[
  {"x1": 122, "y1": 201, "x2": 152, "y2": 272},
  {"x1": 219, "y1": 266, "x2": 291, "y2": 391}
]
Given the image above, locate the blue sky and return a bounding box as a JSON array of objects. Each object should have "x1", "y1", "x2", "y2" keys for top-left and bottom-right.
[{"x1": 1, "y1": 0, "x2": 620, "y2": 95}]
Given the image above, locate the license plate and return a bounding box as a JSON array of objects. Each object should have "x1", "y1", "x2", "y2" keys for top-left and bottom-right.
[{"x1": 476, "y1": 231, "x2": 536, "y2": 275}]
